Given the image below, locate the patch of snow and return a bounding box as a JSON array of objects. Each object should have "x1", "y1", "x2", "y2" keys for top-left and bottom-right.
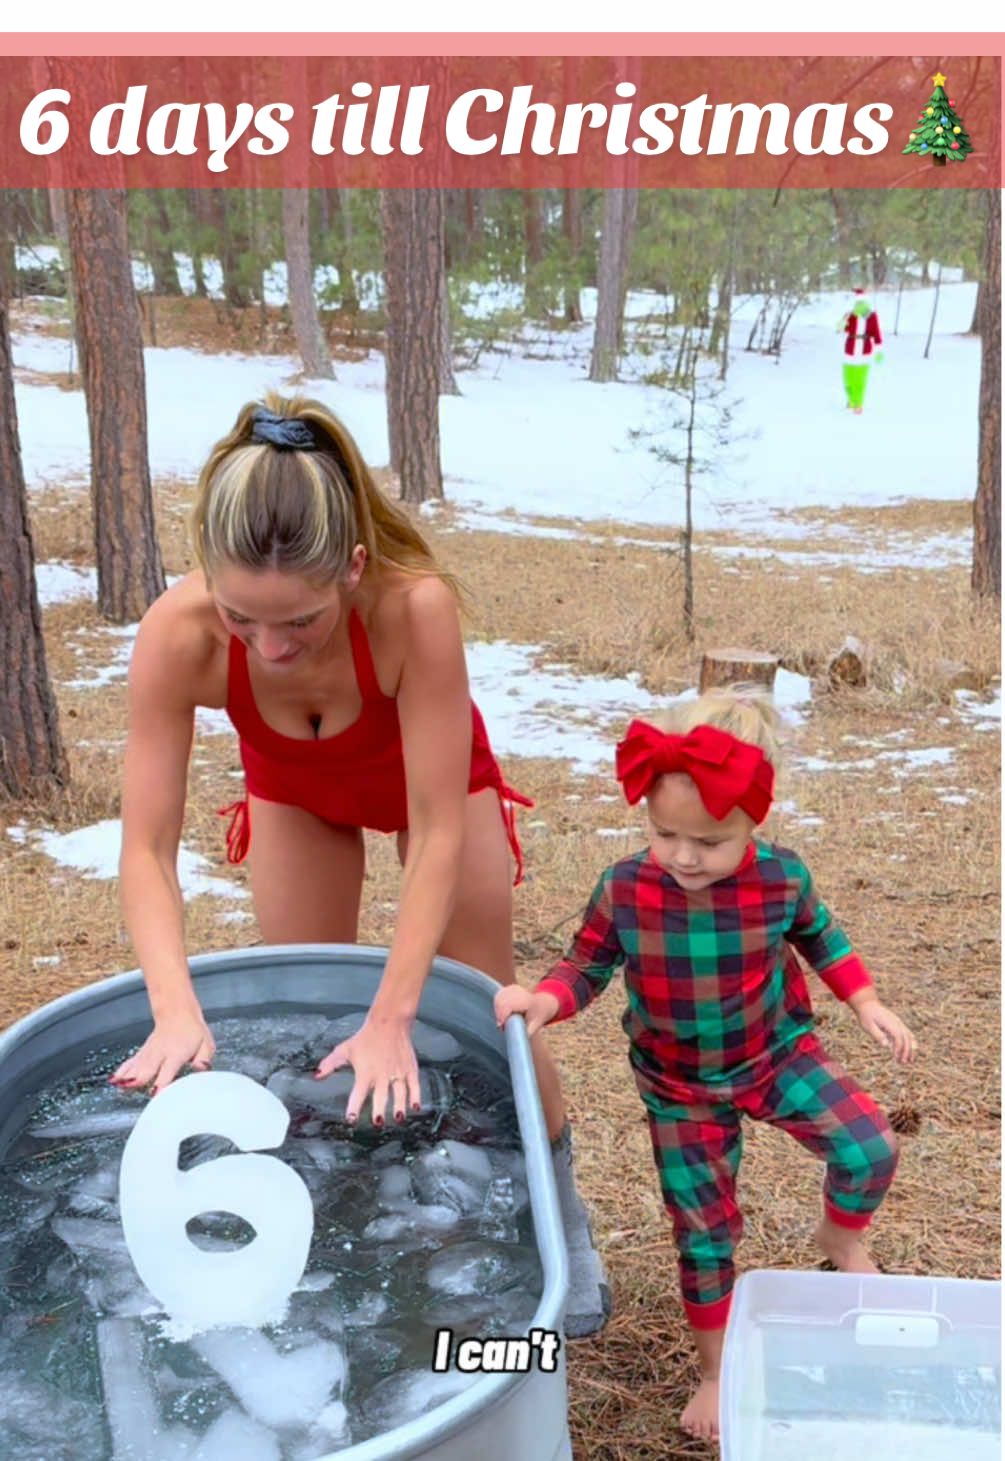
[
  {"x1": 11, "y1": 281, "x2": 980, "y2": 535},
  {"x1": 465, "y1": 640, "x2": 654, "y2": 774},
  {"x1": 9, "y1": 819, "x2": 245, "y2": 903},
  {"x1": 35, "y1": 561, "x2": 97, "y2": 607},
  {"x1": 955, "y1": 686, "x2": 1001, "y2": 730}
]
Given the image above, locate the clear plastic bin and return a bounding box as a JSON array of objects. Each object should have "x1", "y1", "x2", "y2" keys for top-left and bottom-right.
[{"x1": 721, "y1": 1269, "x2": 1001, "y2": 1461}]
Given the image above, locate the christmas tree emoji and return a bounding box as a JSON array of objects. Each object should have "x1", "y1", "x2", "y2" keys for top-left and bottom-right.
[{"x1": 903, "y1": 72, "x2": 973, "y2": 165}]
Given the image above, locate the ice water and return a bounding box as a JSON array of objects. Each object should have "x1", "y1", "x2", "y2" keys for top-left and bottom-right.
[
  {"x1": 0, "y1": 1008, "x2": 543, "y2": 1458},
  {"x1": 736, "y1": 1323, "x2": 1001, "y2": 1461}
]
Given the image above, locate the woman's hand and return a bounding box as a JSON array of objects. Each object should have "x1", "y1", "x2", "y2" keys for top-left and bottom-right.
[
  {"x1": 315, "y1": 1016, "x2": 421, "y2": 1126},
  {"x1": 494, "y1": 985, "x2": 560, "y2": 1038},
  {"x1": 854, "y1": 997, "x2": 918, "y2": 1065},
  {"x1": 109, "y1": 1007, "x2": 216, "y2": 1094}
]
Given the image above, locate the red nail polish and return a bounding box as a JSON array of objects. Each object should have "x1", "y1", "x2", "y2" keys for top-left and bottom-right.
[
  {"x1": 394, "y1": 1111, "x2": 404, "y2": 1124},
  {"x1": 374, "y1": 1115, "x2": 384, "y2": 1127},
  {"x1": 411, "y1": 1102, "x2": 421, "y2": 1113}
]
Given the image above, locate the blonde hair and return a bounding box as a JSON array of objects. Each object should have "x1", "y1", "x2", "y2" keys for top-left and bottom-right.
[
  {"x1": 190, "y1": 393, "x2": 460, "y2": 595},
  {"x1": 653, "y1": 683, "x2": 783, "y2": 770}
]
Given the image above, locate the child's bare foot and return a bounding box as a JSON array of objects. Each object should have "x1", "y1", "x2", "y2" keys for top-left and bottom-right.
[
  {"x1": 814, "y1": 1217, "x2": 880, "y2": 1273},
  {"x1": 680, "y1": 1375, "x2": 720, "y2": 1441}
]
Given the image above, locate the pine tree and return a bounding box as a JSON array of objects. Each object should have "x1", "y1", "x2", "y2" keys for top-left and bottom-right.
[{"x1": 902, "y1": 72, "x2": 973, "y2": 166}]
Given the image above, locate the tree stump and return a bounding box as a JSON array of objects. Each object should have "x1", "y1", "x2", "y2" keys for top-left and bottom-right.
[
  {"x1": 826, "y1": 636, "x2": 868, "y2": 689},
  {"x1": 699, "y1": 649, "x2": 779, "y2": 694}
]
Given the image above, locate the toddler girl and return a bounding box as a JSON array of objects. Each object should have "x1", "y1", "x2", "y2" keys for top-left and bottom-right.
[{"x1": 495, "y1": 687, "x2": 915, "y2": 1440}]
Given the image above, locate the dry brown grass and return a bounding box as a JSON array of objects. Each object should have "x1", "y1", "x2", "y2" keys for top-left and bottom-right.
[{"x1": 1, "y1": 402, "x2": 999, "y2": 1458}]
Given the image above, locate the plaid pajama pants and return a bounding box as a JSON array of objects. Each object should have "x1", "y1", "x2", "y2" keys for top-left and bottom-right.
[{"x1": 642, "y1": 1038, "x2": 899, "y2": 1330}]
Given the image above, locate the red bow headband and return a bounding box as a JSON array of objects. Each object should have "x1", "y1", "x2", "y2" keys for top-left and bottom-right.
[{"x1": 615, "y1": 719, "x2": 774, "y2": 824}]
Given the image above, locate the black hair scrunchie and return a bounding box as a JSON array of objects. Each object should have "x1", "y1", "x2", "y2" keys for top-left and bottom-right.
[{"x1": 250, "y1": 408, "x2": 318, "y2": 451}]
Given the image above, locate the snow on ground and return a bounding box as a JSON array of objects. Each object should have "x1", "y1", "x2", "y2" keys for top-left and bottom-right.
[
  {"x1": 955, "y1": 686, "x2": 1002, "y2": 731},
  {"x1": 9, "y1": 277, "x2": 984, "y2": 846},
  {"x1": 464, "y1": 641, "x2": 653, "y2": 773},
  {"x1": 57, "y1": 623, "x2": 814, "y2": 776},
  {"x1": 795, "y1": 741, "x2": 958, "y2": 776},
  {"x1": 64, "y1": 626, "x2": 137, "y2": 689},
  {"x1": 6, "y1": 820, "x2": 244, "y2": 903},
  {"x1": 11, "y1": 282, "x2": 979, "y2": 541},
  {"x1": 434, "y1": 507, "x2": 968, "y2": 571},
  {"x1": 35, "y1": 561, "x2": 98, "y2": 606}
]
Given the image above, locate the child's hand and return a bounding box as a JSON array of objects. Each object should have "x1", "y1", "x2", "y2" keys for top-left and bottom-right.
[
  {"x1": 494, "y1": 985, "x2": 560, "y2": 1037},
  {"x1": 854, "y1": 997, "x2": 917, "y2": 1064}
]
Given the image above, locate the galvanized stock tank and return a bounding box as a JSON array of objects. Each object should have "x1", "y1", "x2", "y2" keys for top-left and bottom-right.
[{"x1": 0, "y1": 945, "x2": 573, "y2": 1461}]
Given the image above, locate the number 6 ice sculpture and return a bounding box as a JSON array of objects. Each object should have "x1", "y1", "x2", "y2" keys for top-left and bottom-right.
[{"x1": 119, "y1": 1071, "x2": 314, "y2": 1329}]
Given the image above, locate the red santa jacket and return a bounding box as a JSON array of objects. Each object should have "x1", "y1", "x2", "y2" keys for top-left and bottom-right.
[{"x1": 844, "y1": 309, "x2": 882, "y2": 357}]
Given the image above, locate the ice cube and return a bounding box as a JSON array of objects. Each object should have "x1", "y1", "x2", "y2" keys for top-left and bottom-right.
[
  {"x1": 421, "y1": 1288, "x2": 540, "y2": 1335},
  {"x1": 30, "y1": 1109, "x2": 141, "y2": 1140},
  {"x1": 67, "y1": 1163, "x2": 121, "y2": 1219},
  {"x1": 192, "y1": 1408, "x2": 280, "y2": 1461},
  {"x1": 296, "y1": 1269, "x2": 336, "y2": 1293},
  {"x1": 211, "y1": 1014, "x2": 334, "y2": 1068},
  {"x1": 377, "y1": 1164, "x2": 413, "y2": 1206},
  {"x1": 425, "y1": 1240, "x2": 540, "y2": 1298},
  {"x1": 363, "y1": 1203, "x2": 460, "y2": 1242},
  {"x1": 0, "y1": 1374, "x2": 106, "y2": 1460},
  {"x1": 343, "y1": 1291, "x2": 391, "y2": 1328},
  {"x1": 297, "y1": 1137, "x2": 359, "y2": 1172},
  {"x1": 194, "y1": 1329, "x2": 345, "y2": 1430},
  {"x1": 434, "y1": 1139, "x2": 493, "y2": 1186},
  {"x1": 410, "y1": 1151, "x2": 485, "y2": 1215},
  {"x1": 363, "y1": 1366, "x2": 479, "y2": 1431},
  {"x1": 214, "y1": 1051, "x2": 273, "y2": 1083},
  {"x1": 98, "y1": 1317, "x2": 193, "y2": 1461},
  {"x1": 315, "y1": 1400, "x2": 350, "y2": 1438},
  {"x1": 478, "y1": 1176, "x2": 519, "y2": 1243},
  {"x1": 52, "y1": 1214, "x2": 131, "y2": 1257},
  {"x1": 286, "y1": 1401, "x2": 351, "y2": 1460}
]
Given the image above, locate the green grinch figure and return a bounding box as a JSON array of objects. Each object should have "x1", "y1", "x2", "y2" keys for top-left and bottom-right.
[{"x1": 902, "y1": 72, "x2": 973, "y2": 165}]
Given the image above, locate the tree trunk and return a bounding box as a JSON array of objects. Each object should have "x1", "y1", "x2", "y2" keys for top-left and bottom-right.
[
  {"x1": 973, "y1": 190, "x2": 1001, "y2": 600},
  {"x1": 829, "y1": 190, "x2": 854, "y2": 288},
  {"x1": 523, "y1": 191, "x2": 548, "y2": 319},
  {"x1": 590, "y1": 188, "x2": 638, "y2": 383},
  {"x1": 0, "y1": 195, "x2": 15, "y2": 304},
  {"x1": 147, "y1": 193, "x2": 183, "y2": 296},
  {"x1": 66, "y1": 189, "x2": 166, "y2": 623},
  {"x1": 333, "y1": 189, "x2": 359, "y2": 317},
  {"x1": 968, "y1": 276, "x2": 982, "y2": 336},
  {"x1": 894, "y1": 272, "x2": 905, "y2": 336},
  {"x1": 682, "y1": 359, "x2": 697, "y2": 644},
  {"x1": 282, "y1": 189, "x2": 334, "y2": 380},
  {"x1": 381, "y1": 189, "x2": 444, "y2": 503},
  {"x1": 48, "y1": 187, "x2": 79, "y2": 373},
  {"x1": 439, "y1": 265, "x2": 460, "y2": 396},
  {"x1": 923, "y1": 261, "x2": 942, "y2": 360},
  {"x1": 0, "y1": 276, "x2": 68, "y2": 798},
  {"x1": 217, "y1": 192, "x2": 252, "y2": 310},
  {"x1": 186, "y1": 188, "x2": 210, "y2": 298},
  {"x1": 191, "y1": 252, "x2": 208, "y2": 298},
  {"x1": 562, "y1": 189, "x2": 583, "y2": 324}
]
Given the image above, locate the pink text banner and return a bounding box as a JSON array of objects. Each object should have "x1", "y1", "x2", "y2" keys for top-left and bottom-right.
[{"x1": 0, "y1": 53, "x2": 999, "y2": 188}]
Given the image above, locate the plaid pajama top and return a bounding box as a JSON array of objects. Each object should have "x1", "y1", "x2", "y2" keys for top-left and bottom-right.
[{"x1": 537, "y1": 840, "x2": 874, "y2": 1104}]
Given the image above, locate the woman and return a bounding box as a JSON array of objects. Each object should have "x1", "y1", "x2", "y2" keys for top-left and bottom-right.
[{"x1": 111, "y1": 394, "x2": 609, "y2": 1337}]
